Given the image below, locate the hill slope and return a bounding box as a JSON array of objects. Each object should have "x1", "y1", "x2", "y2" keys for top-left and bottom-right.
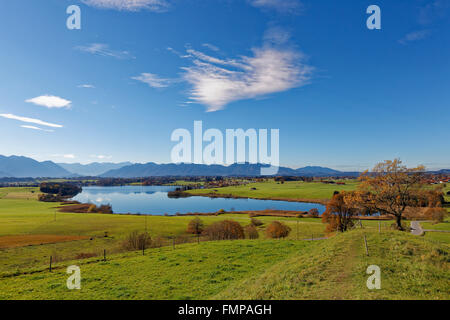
[
  {"x1": 101, "y1": 163, "x2": 357, "y2": 177},
  {"x1": 0, "y1": 229, "x2": 447, "y2": 300},
  {"x1": 217, "y1": 230, "x2": 449, "y2": 299},
  {"x1": 0, "y1": 171, "x2": 13, "y2": 178},
  {"x1": 0, "y1": 155, "x2": 72, "y2": 178},
  {"x1": 57, "y1": 162, "x2": 132, "y2": 176}
]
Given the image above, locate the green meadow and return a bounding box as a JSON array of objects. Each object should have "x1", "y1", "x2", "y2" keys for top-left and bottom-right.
[
  {"x1": 0, "y1": 187, "x2": 326, "y2": 275},
  {"x1": 0, "y1": 184, "x2": 448, "y2": 300},
  {"x1": 0, "y1": 229, "x2": 448, "y2": 300},
  {"x1": 186, "y1": 180, "x2": 360, "y2": 202}
]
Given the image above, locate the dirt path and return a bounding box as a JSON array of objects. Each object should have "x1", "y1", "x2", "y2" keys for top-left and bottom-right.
[{"x1": 309, "y1": 234, "x2": 359, "y2": 300}]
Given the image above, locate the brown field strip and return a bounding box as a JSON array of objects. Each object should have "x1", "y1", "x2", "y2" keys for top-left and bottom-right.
[{"x1": 0, "y1": 234, "x2": 89, "y2": 249}]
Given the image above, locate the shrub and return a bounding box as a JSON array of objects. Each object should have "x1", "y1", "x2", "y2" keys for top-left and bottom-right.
[
  {"x1": 202, "y1": 220, "x2": 245, "y2": 240},
  {"x1": 265, "y1": 221, "x2": 291, "y2": 239},
  {"x1": 86, "y1": 204, "x2": 113, "y2": 214},
  {"x1": 321, "y1": 192, "x2": 356, "y2": 232},
  {"x1": 175, "y1": 234, "x2": 190, "y2": 244},
  {"x1": 75, "y1": 252, "x2": 97, "y2": 259},
  {"x1": 151, "y1": 236, "x2": 164, "y2": 248},
  {"x1": 245, "y1": 225, "x2": 259, "y2": 239},
  {"x1": 122, "y1": 231, "x2": 152, "y2": 251},
  {"x1": 38, "y1": 193, "x2": 64, "y2": 202},
  {"x1": 250, "y1": 218, "x2": 263, "y2": 227},
  {"x1": 97, "y1": 204, "x2": 113, "y2": 214},
  {"x1": 307, "y1": 208, "x2": 319, "y2": 217},
  {"x1": 424, "y1": 207, "x2": 447, "y2": 224},
  {"x1": 187, "y1": 217, "x2": 204, "y2": 234}
]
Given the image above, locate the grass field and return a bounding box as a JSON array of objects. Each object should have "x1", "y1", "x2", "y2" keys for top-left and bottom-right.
[
  {"x1": 0, "y1": 185, "x2": 448, "y2": 300},
  {"x1": 0, "y1": 187, "x2": 326, "y2": 274},
  {"x1": 0, "y1": 229, "x2": 448, "y2": 300},
  {"x1": 187, "y1": 180, "x2": 359, "y2": 202}
]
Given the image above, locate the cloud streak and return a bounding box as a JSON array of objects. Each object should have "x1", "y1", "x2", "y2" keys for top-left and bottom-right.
[
  {"x1": 418, "y1": 0, "x2": 449, "y2": 25},
  {"x1": 132, "y1": 73, "x2": 173, "y2": 88},
  {"x1": 182, "y1": 46, "x2": 313, "y2": 111},
  {"x1": 26, "y1": 95, "x2": 72, "y2": 108},
  {"x1": 249, "y1": 0, "x2": 303, "y2": 14},
  {"x1": 76, "y1": 43, "x2": 135, "y2": 59},
  {"x1": 90, "y1": 154, "x2": 113, "y2": 160},
  {"x1": 20, "y1": 125, "x2": 54, "y2": 132},
  {"x1": 0, "y1": 113, "x2": 63, "y2": 128},
  {"x1": 399, "y1": 30, "x2": 431, "y2": 44},
  {"x1": 52, "y1": 154, "x2": 76, "y2": 159},
  {"x1": 82, "y1": 0, "x2": 169, "y2": 12}
]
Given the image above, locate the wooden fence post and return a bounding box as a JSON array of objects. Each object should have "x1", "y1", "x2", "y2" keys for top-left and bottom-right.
[
  {"x1": 173, "y1": 238, "x2": 175, "y2": 250},
  {"x1": 363, "y1": 234, "x2": 369, "y2": 256},
  {"x1": 103, "y1": 249, "x2": 106, "y2": 261},
  {"x1": 49, "y1": 256, "x2": 52, "y2": 272}
]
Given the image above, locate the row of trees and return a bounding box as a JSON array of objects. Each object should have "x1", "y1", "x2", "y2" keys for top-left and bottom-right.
[
  {"x1": 322, "y1": 159, "x2": 446, "y2": 232},
  {"x1": 187, "y1": 217, "x2": 291, "y2": 240},
  {"x1": 39, "y1": 182, "x2": 82, "y2": 197}
]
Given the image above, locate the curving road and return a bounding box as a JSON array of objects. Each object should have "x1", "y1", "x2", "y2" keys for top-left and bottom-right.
[{"x1": 410, "y1": 221, "x2": 424, "y2": 236}]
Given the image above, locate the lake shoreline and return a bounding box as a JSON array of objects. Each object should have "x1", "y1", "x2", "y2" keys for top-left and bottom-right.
[
  {"x1": 69, "y1": 185, "x2": 327, "y2": 216},
  {"x1": 182, "y1": 191, "x2": 329, "y2": 205}
]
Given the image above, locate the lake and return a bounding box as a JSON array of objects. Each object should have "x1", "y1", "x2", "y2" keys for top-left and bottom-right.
[{"x1": 71, "y1": 186, "x2": 326, "y2": 215}]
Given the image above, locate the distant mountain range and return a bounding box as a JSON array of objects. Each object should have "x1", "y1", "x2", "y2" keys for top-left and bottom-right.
[
  {"x1": 0, "y1": 155, "x2": 73, "y2": 178},
  {"x1": 0, "y1": 155, "x2": 448, "y2": 178},
  {"x1": 0, "y1": 171, "x2": 12, "y2": 178},
  {"x1": 58, "y1": 162, "x2": 133, "y2": 176},
  {"x1": 100, "y1": 163, "x2": 360, "y2": 178}
]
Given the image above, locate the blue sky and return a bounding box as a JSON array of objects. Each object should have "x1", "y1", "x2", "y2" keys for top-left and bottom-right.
[{"x1": 0, "y1": 0, "x2": 449, "y2": 170}]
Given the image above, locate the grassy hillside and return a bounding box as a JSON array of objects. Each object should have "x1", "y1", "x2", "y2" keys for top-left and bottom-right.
[
  {"x1": 187, "y1": 180, "x2": 359, "y2": 202},
  {"x1": 1, "y1": 185, "x2": 448, "y2": 300},
  {"x1": 0, "y1": 187, "x2": 327, "y2": 274},
  {"x1": 0, "y1": 229, "x2": 448, "y2": 300},
  {"x1": 217, "y1": 230, "x2": 449, "y2": 300}
]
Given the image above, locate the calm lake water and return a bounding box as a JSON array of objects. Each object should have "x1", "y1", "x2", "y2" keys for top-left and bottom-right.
[{"x1": 71, "y1": 186, "x2": 326, "y2": 216}]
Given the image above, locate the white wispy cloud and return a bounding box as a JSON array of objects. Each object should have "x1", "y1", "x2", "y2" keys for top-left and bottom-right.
[
  {"x1": 249, "y1": 0, "x2": 303, "y2": 14},
  {"x1": 263, "y1": 26, "x2": 291, "y2": 45},
  {"x1": 132, "y1": 73, "x2": 173, "y2": 88},
  {"x1": 82, "y1": 0, "x2": 169, "y2": 12},
  {"x1": 77, "y1": 84, "x2": 95, "y2": 88},
  {"x1": 0, "y1": 113, "x2": 63, "y2": 128},
  {"x1": 399, "y1": 30, "x2": 431, "y2": 44},
  {"x1": 202, "y1": 43, "x2": 220, "y2": 52},
  {"x1": 25, "y1": 95, "x2": 71, "y2": 109},
  {"x1": 182, "y1": 46, "x2": 313, "y2": 111},
  {"x1": 52, "y1": 154, "x2": 76, "y2": 159},
  {"x1": 20, "y1": 125, "x2": 54, "y2": 132},
  {"x1": 76, "y1": 43, "x2": 135, "y2": 59},
  {"x1": 418, "y1": 0, "x2": 449, "y2": 25},
  {"x1": 90, "y1": 154, "x2": 113, "y2": 160}
]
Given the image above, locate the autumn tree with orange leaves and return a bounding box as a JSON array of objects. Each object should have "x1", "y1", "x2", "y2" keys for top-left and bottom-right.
[
  {"x1": 355, "y1": 159, "x2": 427, "y2": 231},
  {"x1": 322, "y1": 191, "x2": 357, "y2": 233}
]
